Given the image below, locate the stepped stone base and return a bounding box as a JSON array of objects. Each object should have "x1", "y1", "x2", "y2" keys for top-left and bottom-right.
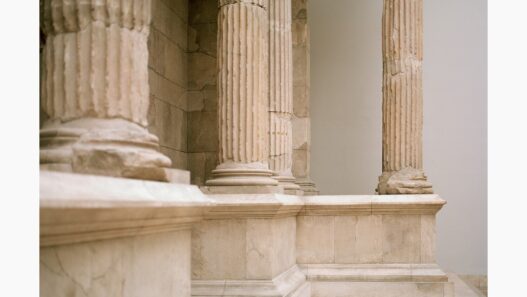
[
  {"x1": 192, "y1": 265, "x2": 310, "y2": 297},
  {"x1": 302, "y1": 264, "x2": 454, "y2": 297},
  {"x1": 40, "y1": 172, "x2": 456, "y2": 297}
]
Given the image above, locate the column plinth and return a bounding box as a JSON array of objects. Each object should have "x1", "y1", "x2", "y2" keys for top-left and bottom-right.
[
  {"x1": 377, "y1": 0, "x2": 433, "y2": 194},
  {"x1": 268, "y1": 0, "x2": 302, "y2": 195},
  {"x1": 40, "y1": 0, "x2": 172, "y2": 181},
  {"x1": 205, "y1": 0, "x2": 280, "y2": 193}
]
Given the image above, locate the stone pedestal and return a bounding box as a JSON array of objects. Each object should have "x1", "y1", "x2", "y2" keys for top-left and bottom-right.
[
  {"x1": 204, "y1": 0, "x2": 279, "y2": 193},
  {"x1": 296, "y1": 195, "x2": 454, "y2": 297},
  {"x1": 191, "y1": 194, "x2": 310, "y2": 297},
  {"x1": 377, "y1": 0, "x2": 433, "y2": 194},
  {"x1": 268, "y1": 0, "x2": 302, "y2": 195},
  {"x1": 40, "y1": 171, "x2": 212, "y2": 297},
  {"x1": 40, "y1": 0, "x2": 172, "y2": 181}
]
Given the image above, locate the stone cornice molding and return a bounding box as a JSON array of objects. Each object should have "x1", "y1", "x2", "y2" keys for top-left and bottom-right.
[
  {"x1": 300, "y1": 195, "x2": 446, "y2": 216},
  {"x1": 202, "y1": 193, "x2": 304, "y2": 219},
  {"x1": 40, "y1": 171, "x2": 213, "y2": 247}
]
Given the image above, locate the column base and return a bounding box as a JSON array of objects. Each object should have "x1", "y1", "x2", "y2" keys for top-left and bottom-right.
[
  {"x1": 40, "y1": 122, "x2": 86, "y2": 172},
  {"x1": 275, "y1": 175, "x2": 303, "y2": 195},
  {"x1": 40, "y1": 118, "x2": 172, "y2": 182},
  {"x1": 295, "y1": 178, "x2": 319, "y2": 195},
  {"x1": 376, "y1": 167, "x2": 434, "y2": 194},
  {"x1": 205, "y1": 163, "x2": 281, "y2": 193}
]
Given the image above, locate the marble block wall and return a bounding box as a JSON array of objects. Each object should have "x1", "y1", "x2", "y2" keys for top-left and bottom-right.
[
  {"x1": 147, "y1": 0, "x2": 190, "y2": 170},
  {"x1": 187, "y1": 0, "x2": 219, "y2": 186},
  {"x1": 41, "y1": 231, "x2": 191, "y2": 297}
]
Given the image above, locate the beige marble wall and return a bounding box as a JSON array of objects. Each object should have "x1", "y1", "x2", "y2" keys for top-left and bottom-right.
[
  {"x1": 187, "y1": 0, "x2": 219, "y2": 185},
  {"x1": 192, "y1": 217, "x2": 297, "y2": 280},
  {"x1": 297, "y1": 214, "x2": 436, "y2": 264},
  {"x1": 147, "y1": 0, "x2": 189, "y2": 170},
  {"x1": 41, "y1": 230, "x2": 191, "y2": 297}
]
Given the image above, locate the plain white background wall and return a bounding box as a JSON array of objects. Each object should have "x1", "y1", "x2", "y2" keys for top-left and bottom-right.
[{"x1": 308, "y1": 0, "x2": 487, "y2": 275}]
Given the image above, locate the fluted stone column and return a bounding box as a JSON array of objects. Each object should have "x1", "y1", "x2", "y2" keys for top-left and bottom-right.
[
  {"x1": 205, "y1": 0, "x2": 279, "y2": 192},
  {"x1": 40, "y1": 0, "x2": 172, "y2": 181},
  {"x1": 377, "y1": 0, "x2": 433, "y2": 194},
  {"x1": 268, "y1": 0, "x2": 302, "y2": 194}
]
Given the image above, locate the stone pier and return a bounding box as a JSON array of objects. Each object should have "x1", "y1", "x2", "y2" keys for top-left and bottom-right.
[{"x1": 377, "y1": 0, "x2": 434, "y2": 194}]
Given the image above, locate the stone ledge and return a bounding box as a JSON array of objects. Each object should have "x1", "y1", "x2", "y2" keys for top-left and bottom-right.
[
  {"x1": 192, "y1": 265, "x2": 308, "y2": 297},
  {"x1": 300, "y1": 264, "x2": 448, "y2": 283},
  {"x1": 40, "y1": 171, "x2": 213, "y2": 246},
  {"x1": 300, "y1": 195, "x2": 446, "y2": 216},
  {"x1": 203, "y1": 194, "x2": 305, "y2": 219}
]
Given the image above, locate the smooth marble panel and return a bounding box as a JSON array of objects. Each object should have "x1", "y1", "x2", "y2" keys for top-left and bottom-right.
[
  {"x1": 420, "y1": 215, "x2": 436, "y2": 263},
  {"x1": 296, "y1": 216, "x2": 335, "y2": 263},
  {"x1": 382, "y1": 215, "x2": 421, "y2": 263},
  {"x1": 246, "y1": 219, "x2": 274, "y2": 279},
  {"x1": 191, "y1": 219, "x2": 247, "y2": 280},
  {"x1": 272, "y1": 217, "x2": 297, "y2": 276},
  {"x1": 335, "y1": 215, "x2": 383, "y2": 263}
]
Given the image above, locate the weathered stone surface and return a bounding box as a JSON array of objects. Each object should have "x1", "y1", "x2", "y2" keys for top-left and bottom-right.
[
  {"x1": 381, "y1": 215, "x2": 421, "y2": 263},
  {"x1": 205, "y1": 0, "x2": 278, "y2": 189},
  {"x1": 188, "y1": 111, "x2": 218, "y2": 153},
  {"x1": 41, "y1": 231, "x2": 191, "y2": 297},
  {"x1": 40, "y1": 0, "x2": 174, "y2": 180},
  {"x1": 378, "y1": 0, "x2": 433, "y2": 194},
  {"x1": 189, "y1": 0, "x2": 218, "y2": 25},
  {"x1": 268, "y1": 0, "x2": 299, "y2": 192},
  {"x1": 188, "y1": 152, "x2": 218, "y2": 186},
  {"x1": 152, "y1": 0, "x2": 188, "y2": 49},
  {"x1": 188, "y1": 53, "x2": 216, "y2": 90},
  {"x1": 377, "y1": 167, "x2": 434, "y2": 194},
  {"x1": 334, "y1": 215, "x2": 383, "y2": 263},
  {"x1": 291, "y1": 0, "x2": 317, "y2": 193},
  {"x1": 292, "y1": 149, "x2": 309, "y2": 178},
  {"x1": 292, "y1": 117, "x2": 309, "y2": 150}
]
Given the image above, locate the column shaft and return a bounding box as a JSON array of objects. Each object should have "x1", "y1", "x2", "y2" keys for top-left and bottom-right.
[
  {"x1": 378, "y1": 0, "x2": 433, "y2": 194},
  {"x1": 268, "y1": 0, "x2": 300, "y2": 193},
  {"x1": 206, "y1": 0, "x2": 278, "y2": 190},
  {"x1": 40, "y1": 0, "x2": 171, "y2": 181}
]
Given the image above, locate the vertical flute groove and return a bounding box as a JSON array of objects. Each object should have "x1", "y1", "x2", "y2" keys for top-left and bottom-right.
[
  {"x1": 40, "y1": 0, "x2": 151, "y2": 126},
  {"x1": 268, "y1": 0, "x2": 293, "y2": 176},
  {"x1": 382, "y1": 0, "x2": 423, "y2": 172},
  {"x1": 217, "y1": 0, "x2": 269, "y2": 165}
]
